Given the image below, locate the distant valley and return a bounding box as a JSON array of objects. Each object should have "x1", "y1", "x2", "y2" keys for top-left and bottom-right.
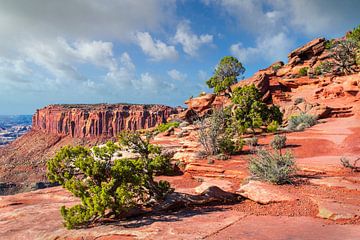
[{"x1": 0, "y1": 115, "x2": 32, "y2": 146}]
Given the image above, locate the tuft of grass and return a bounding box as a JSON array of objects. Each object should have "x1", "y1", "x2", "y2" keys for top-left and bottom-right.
[
  {"x1": 249, "y1": 149, "x2": 296, "y2": 184},
  {"x1": 287, "y1": 114, "x2": 317, "y2": 131},
  {"x1": 156, "y1": 122, "x2": 180, "y2": 133},
  {"x1": 298, "y1": 67, "x2": 309, "y2": 76}
]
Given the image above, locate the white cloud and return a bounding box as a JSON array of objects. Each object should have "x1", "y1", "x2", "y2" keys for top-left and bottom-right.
[
  {"x1": 173, "y1": 21, "x2": 213, "y2": 56},
  {"x1": 230, "y1": 32, "x2": 294, "y2": 64},
  {"x1": 167, "y1": 69, "x2": 187, "y2": 81},
  {"x1": 0, "y1": 0, "x2": 175, "y2": 53},
  {"x1": 135, "y1": 32, "x2": 178, "y2": 61},
  {"x1": 22, "y1": 38, "x2": 118, "y2": 82},
  {"x1": 106, "y1": 52, "x2": 135, "y2": 89}
]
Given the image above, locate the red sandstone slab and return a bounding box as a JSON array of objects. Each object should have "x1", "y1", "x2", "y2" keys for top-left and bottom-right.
[
  {"x1": 237, "y1": 180, "x2": 297, "y2": 204},
  {"x1": 207, "y1": 215, "x2": 360, "y2": 240}
]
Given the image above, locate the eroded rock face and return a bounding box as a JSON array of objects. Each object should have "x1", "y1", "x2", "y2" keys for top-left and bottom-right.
[{"x1": 32, "y1": 104, "x2": 178, "y2": 138}]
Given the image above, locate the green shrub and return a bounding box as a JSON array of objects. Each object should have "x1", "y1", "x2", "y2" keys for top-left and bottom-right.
[
  {"x1": 298, "y1": 67, "x2": 309, "y2": 76},
  {"x1": 270, "y1": 135, "x2": 287, "y2": 150},
  {"x1": 249, "y1": 149, "x2": 296, "y2": 184},
  {"x1": 324, "y1": 39, "x2": 335, "y2": 49},
  {"x1": 314, "y1": 62, "x2": 333, "y2": 76},
  {"x1": 346, "y1": 24, "x2": 360, "y2": 44},
  {"x1": 287, "y1": 114, "x2": 317, "y2": 131},
  {"x1": 156, "y1": 122, "x2": 180, "y2": 133},
  {"x1": 47, "y1": 133, "x2": 173, "y2": 229},
  {"x1": 267, "y1": 120, "x2": 279, "y2": 133},
  {"x1": 272, "y1": 64, "x2": 282, "y2": 71},
  {"x1": 231, "y1": 85, "x2": 283, "y2": 133}
]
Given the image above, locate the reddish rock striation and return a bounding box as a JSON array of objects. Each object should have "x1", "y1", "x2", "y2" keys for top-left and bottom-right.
[{"x1": 32, "y1": 104, "x2": 179, "y2": 139}]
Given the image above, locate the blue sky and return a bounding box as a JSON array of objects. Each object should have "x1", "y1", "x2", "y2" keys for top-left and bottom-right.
[{"x1": 0, "y1": 0, "x2": 359, "y2": 114}]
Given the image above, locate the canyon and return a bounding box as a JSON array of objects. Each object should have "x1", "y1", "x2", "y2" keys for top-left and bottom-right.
[{"x1": 0, "y1": 31, "x2": 360, "y2": 239}]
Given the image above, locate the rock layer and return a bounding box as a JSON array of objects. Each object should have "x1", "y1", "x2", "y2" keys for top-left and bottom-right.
[{"x1": 32, "y1": 104, "x2": 178, "y2": 139}]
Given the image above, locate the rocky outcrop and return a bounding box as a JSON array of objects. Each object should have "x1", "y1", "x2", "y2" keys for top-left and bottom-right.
[
  {"x1": 288, "y1": 38, "x2": 326, "y2": 66},
  {"x1": 32, "y1": 104, "x2": 178, "y2": 139}
]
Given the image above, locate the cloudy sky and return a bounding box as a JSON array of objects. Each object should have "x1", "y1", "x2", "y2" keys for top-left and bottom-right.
[{"x1": 0, "y1": 0, "x2": 359, "y2": 114}]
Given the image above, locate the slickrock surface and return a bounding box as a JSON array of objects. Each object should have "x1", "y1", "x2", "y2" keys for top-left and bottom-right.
[{"x1": 1, "y1": 114, "x2": 360, "y2": 239}]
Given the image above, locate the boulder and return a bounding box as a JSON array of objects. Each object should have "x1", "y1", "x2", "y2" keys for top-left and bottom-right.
[
  {"x1": 185, "y1": 94, "x2": 216, "y2": 113},
  {"x1": 282, "y1": 100, "x2": 331, "y2": 120},
  {"x1": 341, "y1": 74, "x2": 360, "y2": 95},
  {"x1": 288, "y1": 38, "x2": 326, "y2": 61},
  {"x1": 236, "y1": 180, "x2": 296, "y2": 204},
  {"x1": 232, "y1": 73, "x2": 270, "y2": 98}
]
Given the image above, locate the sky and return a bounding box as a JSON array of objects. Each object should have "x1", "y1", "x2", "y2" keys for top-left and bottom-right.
[{"x1": 0, "y1": 0, "x2": 359, "y2": 114}]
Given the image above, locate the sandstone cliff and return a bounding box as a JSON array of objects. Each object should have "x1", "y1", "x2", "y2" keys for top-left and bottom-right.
[{"x1": 32, "y1": 104, "x2": 178, "y2": 139}]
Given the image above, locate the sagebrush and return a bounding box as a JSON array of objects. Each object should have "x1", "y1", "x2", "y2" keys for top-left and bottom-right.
[{"x1": 249, "y1": 149, "x2": 296, "y2": 184}]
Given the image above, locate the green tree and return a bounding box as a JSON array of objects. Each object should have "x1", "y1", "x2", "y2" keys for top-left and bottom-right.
[
  {"x1": 231, "y1": 84, "x2": 282, "y2": 133},
  {"x1": 206, "y1": 56, "x2": 245, "y2": 94},
  {"x1": 47, "y1": 134, "x2": 172, "y2": 229}
]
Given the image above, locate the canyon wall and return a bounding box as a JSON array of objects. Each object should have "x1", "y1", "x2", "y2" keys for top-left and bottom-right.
[{"x1": 32, "y1": 104, "x2": 179, "y2": 139}]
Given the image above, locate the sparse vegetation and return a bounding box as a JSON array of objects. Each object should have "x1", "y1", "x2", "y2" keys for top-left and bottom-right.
[
  {"x1": 314, "y1": 61, "x2": 333, "y2": 76},
  {"x1": 272, "y1": 63, "x2": 282, "y2": 71},
  {"x1": 206, "y1": 56, "x2": 245, "y2": 95},
  {"x1": 270, "y1": 135, "x2": 287, "y2": 151},
  {"x1": 340, "y1": 156, "x2": 360, "y2": 172},
  {"x1": 156, "y1": 122, "x2": 180, "y2": 133},
  {"x1": 245, "y1": 136, "x2": 258, "y2": 152},
  {"x1": 332, "y1": 39, "x2": 358, "y2": 75},
  {"x1": 324, "y1": 39, "x2": 335, "y2": 49},
  {"x1": 249, "y1": 149, "x2": 296, "y2": 184},
  {"x1": 47, "y1": 133, "x2": 173, "y2": 229},
  {"x1": 287, "y1": 114, "x2": 317, "y2": 131},
  {"x1": 298, "y1": 67, "x2": 309, "y2": 76},
  {"x1": 267, "y1": 120, "x2": 279, "y2": 133},
  {"x1": 346, "y1": 24, "x2": 360, "y2": 44}
]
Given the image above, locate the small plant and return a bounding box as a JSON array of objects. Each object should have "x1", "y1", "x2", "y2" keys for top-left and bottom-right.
[
  {"x1": 267, "y1": 120, "x2": 279, "y2": 133},
  {"x1": 314, "y1": 62, "x2": 333, "y2": 76},
  {"x1": 216, "y1": 153, "x2": 229, "y2": 160},
  {"x1": 249, "y1": 149, "x2": 296, "y2": 184},
  {"x1": 272, "y1": 64, "x2": 282, "y2": 71},
  {"x1": 298, "y1": 67, "x2": 309, "y2": 76},
  {"x1": 270, "y1": 135, "x2": 287, "y2": 151},
  {"x1": 346, "y1": 24, "x2": 360, "y2": 44},
  {"x1": 324, "y1": 39, "x2": 335, "y2": 49},
  {"x1": 245, "y1": 136, "x2": 258, "y2": 152},
  {"x1": 197, "y1": 108, "x2": 237, "y2": 156},
  {"x1": 340, "y1": 156, "x2": 360, "y2": 172},
  {"x1": 287, "y1": 114, "x2": 317, "y2": 131},
  {"x1": 156, "y1": 122, "x2": 180, "y2": 133}
]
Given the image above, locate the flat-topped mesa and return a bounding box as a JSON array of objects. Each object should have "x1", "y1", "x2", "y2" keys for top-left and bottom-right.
[{"x1": 32, "y1": 103, "x2": 179, "y2": 138}]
